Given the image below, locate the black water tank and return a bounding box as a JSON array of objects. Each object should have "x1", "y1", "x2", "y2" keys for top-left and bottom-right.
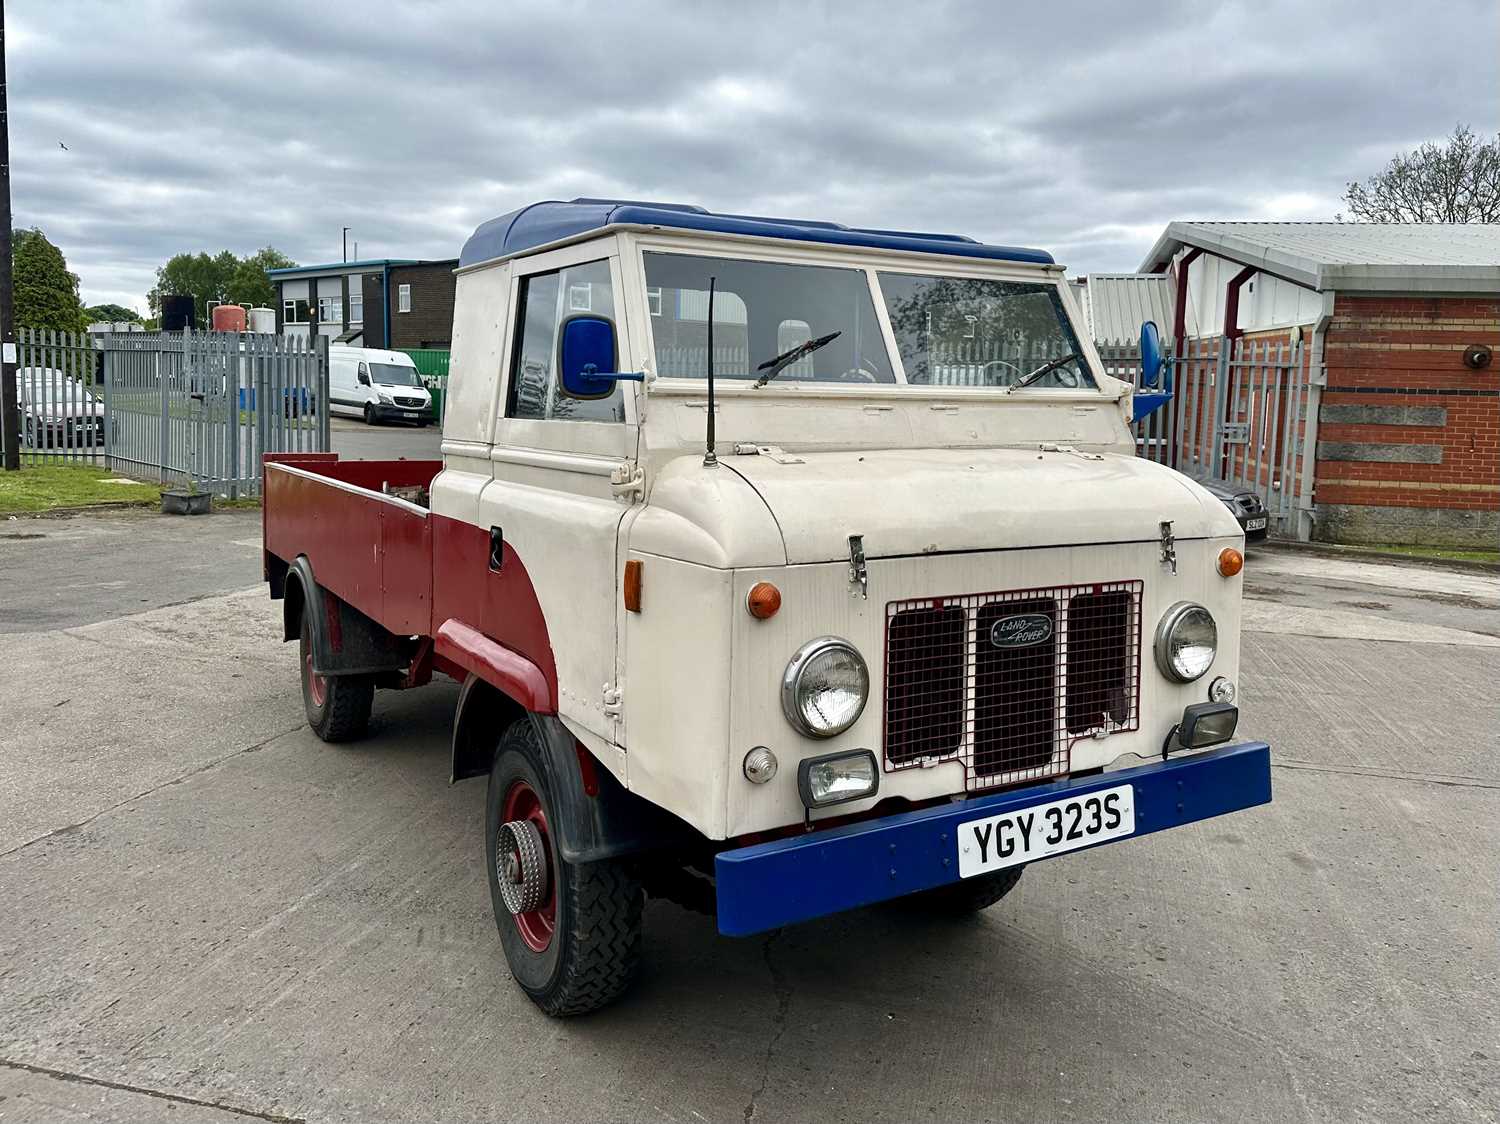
[{"x1": 161, "y1": 294, "x2": 197, "y2": 332}]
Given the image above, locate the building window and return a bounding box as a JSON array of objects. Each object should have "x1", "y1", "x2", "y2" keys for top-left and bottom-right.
[
  {"x1": 318, "y1": 297, "x2": 343, "y2": 324},
  {"x1": 348, "y1": 293, "x2": 363, "y2": 324},
  {"x1": 647, "y1": 286, "x2": 662, "y2": 317},
  {"x1": 569, "y1": 282, "x2": 592, "y2": 312},
  {"x1": 283, "y1": 298, "x2": 310, "y2": 324},
  {"x1": 398, "y1": 284, "x2": 411, "y2": 313}
]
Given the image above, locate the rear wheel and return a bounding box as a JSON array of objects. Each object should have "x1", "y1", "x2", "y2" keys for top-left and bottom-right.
[
  {"x1": 298, "y1": 611, "x2": 374, "y2": 742},
  {"x1": 486, "y1": 721, "x2": 643, "y2": 1016},
  {"x1": 902, "y1": 866, "x2": 1024, "y2": 916}
]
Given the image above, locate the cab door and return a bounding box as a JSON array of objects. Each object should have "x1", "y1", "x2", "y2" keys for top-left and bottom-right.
[{"x1": 480, "y1": 238, "x2": 637, "y2": 749}]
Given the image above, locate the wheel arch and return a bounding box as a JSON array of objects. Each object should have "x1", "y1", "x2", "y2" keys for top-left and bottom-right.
[{"x1": 454, "y1": 679, "x2": 699, "y2": 864}]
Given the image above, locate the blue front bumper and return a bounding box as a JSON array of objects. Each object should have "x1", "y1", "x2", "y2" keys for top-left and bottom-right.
[{"x1": 715, "y1": 741, "x2": 1271, "y2": 936}]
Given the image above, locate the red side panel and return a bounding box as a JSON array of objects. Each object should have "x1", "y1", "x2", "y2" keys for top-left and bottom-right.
[
  {"x1": 431, "y1": 514, "x2": 558, "y2": 703},
  {"x1": 263, "y1": 457, "x2": 442, "y2": 636},
  {"x1": 434, "y1": 619, "x2": 554, "y2": 713}
]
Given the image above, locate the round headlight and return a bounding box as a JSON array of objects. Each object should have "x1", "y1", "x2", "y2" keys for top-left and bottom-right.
[
  {"x1": 781, "y1": 637, "x2": 869, "y2": 738},
  {"x1": 1155, "y1": 602, "x2": 1217, "y2": 682}
]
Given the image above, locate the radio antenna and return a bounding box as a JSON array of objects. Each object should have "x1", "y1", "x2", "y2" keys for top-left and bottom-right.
[{"x1": 703, "y1": 275, "x2": 718, "y2": 468}]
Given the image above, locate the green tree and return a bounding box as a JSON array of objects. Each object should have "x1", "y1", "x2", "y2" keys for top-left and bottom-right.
[
  {"x1": 1343, "y1": 124, "x2": 1500, "y2": 222},
  {"x1": 151, "y1": 246, "x2": 296, "y2": 322},
  {"x1": 14, "y1": 228, "x2": 85, "y2": 332},
  {"x1": 84, "y1": 303, "x2": 142, "y2": 323},
  {"x1": 225, "y1": 246, "x2": 296, "y2": 309},
  {"x1": 151, "y1": 250, "x2": 239, "y2": 324}
]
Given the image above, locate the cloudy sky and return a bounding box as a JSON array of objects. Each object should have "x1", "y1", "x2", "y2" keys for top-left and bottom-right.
[{"x1": 11, "y1": 0, "x2": 1499, "y2": 310}]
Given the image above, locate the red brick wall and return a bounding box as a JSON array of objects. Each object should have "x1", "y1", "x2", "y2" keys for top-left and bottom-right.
[{"x1": 1314, "y1": 295, "x2": 1499, "y2": 547}]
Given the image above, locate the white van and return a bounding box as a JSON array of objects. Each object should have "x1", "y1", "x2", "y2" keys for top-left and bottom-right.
[{"x1": 328, "y1": 346, "x2": 432, "y2": 426}]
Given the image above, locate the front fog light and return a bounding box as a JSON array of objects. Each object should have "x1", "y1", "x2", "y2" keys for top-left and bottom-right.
[
  {"x1": 781, "y1": 637, "x2": 869, "y2": 738},
  {"x1": 1155, "y1": 602, "x2": 1218, "y2": 682},
  {"x1": 1209, "y1": 676, "x2": 1236, "y2": 703},
  {"x1": 797, "y1": 750, "x2": 878, "y2": 809},
  {"x1": 1173, "y1": 702, "x2": 1238, "y2": 751}
]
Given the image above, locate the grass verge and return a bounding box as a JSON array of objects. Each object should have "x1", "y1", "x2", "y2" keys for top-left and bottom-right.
[
  {"x1": 1335, "y1": 542, "x2": 1499, "y2": 565},
  {"x1": 0, "y1": 465, "x2": 162, "y2": 514}
]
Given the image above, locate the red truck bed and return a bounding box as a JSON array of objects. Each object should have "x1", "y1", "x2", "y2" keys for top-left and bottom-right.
[
  {"x1": 261, "y1": 453, "x2": 555, "y2": 712},
  {"x1": 262, "y1": 454, "x2": 443, "y2": 638}
]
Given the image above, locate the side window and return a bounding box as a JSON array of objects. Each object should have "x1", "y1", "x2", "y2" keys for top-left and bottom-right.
[{"x1": 506, "y1": 259, "x2": 624, "y2": 423}]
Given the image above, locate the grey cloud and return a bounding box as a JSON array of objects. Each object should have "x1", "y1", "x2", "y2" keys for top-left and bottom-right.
[{"x1": 10, "y1": 0, "x2": 1497, "y2": 309}]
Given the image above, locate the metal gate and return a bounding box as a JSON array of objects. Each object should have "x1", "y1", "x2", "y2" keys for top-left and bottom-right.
[
  {"x1": 6, "y1": 328, "x2": 328, "y2": 497},
  {"x1": 1123, "y1": 334, "x2": 1311, "y2": 537}
]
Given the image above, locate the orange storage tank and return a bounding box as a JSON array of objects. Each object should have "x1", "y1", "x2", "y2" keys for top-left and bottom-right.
[{"x1": 211, "y1": 304, "x2": 247, "y2": 332}]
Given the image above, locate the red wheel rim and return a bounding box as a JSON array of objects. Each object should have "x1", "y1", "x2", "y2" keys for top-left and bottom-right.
[
  {"x1": 304, "y1": 643, "x2": 327, "y2": 707},
  {"x1": 501, "y1": 780, "x2": 556, "y2": 952}
]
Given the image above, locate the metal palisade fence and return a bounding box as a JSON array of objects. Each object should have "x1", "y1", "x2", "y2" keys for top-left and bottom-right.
[
  {"x1": 6, "y1": 327, "x2": 329, "y2": 496},
  {"x1": 1116, "y1": 334, "x2": 1312, "y2": 538}
]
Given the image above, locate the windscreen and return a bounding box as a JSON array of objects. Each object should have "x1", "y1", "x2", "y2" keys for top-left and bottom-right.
[
  {"x1": 878, "y1": 273, "x2": 1096, "y2": 389},
  {"x1": 368, "y1": 363, "x2": 421, "y2": 387},
  {"x1": 643, "y1": 253, "x2": 893, "y2": 384}
]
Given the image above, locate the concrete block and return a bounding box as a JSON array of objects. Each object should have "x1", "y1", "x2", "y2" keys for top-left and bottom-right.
[
  {"x1": 1319, "y1": 404, "x2": 1447, "y2": 426},
  {"x1": 1317, "y1": 442, "x2": 1443, "y2": 464},
  {"x1": 1314, "y1": 502, "x2": 1498, "y2": 548}
]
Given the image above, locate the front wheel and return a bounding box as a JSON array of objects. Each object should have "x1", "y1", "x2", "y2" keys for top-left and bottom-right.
[
  {"x1": 487, "y1": 721, "x2": 643, "y2": 1016},
  {"x1": 901, "y1": 866, "x2": 1024, "y2": 915},
  {"x1": 299, "y1": 611, "x2": 374, "y2": 742},
  {"x1": 363, "y1": 403, "x2": 377, "y2": 426}
]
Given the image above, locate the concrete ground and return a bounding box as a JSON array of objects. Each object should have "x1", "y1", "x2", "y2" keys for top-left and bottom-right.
[
  {"x1": 1, "y1": 525, "x2": 1496, "y2": 1123},
  {"x1": 328, "y1": 415, "x2": 442, "y2": 462}
]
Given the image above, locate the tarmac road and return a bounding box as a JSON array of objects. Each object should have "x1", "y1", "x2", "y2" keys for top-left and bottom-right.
[{"x1": 1, "y1": 522, "x2": 1496, "y2": 1123}]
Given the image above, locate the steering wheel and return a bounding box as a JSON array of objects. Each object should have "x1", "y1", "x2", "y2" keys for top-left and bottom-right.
[
  {"x1": 981, "y1": 359, "x2": 1026, "y2": 386},
  {"x1": 835, "y1": 366, "x2": 880, "y2": 383}
]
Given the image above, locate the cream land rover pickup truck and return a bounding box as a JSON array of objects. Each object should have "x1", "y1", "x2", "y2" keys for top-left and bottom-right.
[{"x1": 262, "y1": 198, "x2": 1272, "y2": 1016}]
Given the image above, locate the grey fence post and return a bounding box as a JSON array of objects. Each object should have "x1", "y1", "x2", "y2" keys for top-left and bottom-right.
[
  {"x1": 158, "y1": 339, "x2": 170, "y2": 485},
  {"x1": 316, "y1": 333, "x2": 330, "y2": 452},
  {"x1": 102, "y1": 338, "x2": 113, "y2": 471},
  {"x1": 227, "y1": 334, "x2": 240, "y2": 500}
]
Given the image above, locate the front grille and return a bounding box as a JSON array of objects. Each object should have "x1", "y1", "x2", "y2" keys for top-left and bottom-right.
[
  {"x1": 394, "y1": 395, "x2": 426, "y2": 408},
  {"x1": 884, "y1": 580, "x2": 1143, "y2": 788}
]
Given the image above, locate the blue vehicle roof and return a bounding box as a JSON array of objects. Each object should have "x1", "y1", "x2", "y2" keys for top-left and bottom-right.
[{"x1": 458, "y1": 198, "x2": 1055, "y2": 268}]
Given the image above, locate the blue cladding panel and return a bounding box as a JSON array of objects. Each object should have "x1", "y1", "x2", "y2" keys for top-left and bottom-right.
[
  {"x1": 459, "y1": 199, "x2": 1055, "y2": 268},
  {"x1": 714, "y1": 741, "x2": 1272, "y2": 937}
]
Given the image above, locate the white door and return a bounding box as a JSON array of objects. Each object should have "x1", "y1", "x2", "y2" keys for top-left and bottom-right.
[{"x1": 480, "y1": 237, "x2": 638, "y2": 748}]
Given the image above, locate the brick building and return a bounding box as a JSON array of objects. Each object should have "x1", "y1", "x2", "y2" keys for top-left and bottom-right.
[
  {"x1": 1140, "y1": 223, "x2": 1499, "y2": 549},
  {"x1": 360, "y1": 259, "x2": 458, "y2": 351}
]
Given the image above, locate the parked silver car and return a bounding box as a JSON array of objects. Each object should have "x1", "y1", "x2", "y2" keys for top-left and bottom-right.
[{"x1": 18, "y1": 369, "x2": 106, "y2": 448}]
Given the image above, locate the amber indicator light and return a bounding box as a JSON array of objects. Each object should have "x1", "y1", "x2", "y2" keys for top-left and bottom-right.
[
  {"x1": 1217, "y1": 547, "x2": 1244, "y2": 577},
  {"x1": 623, "y1": 559, "x2": 643, "y2": 612},
  {"x1": 747, "y1": 581, "x2": 782, "y2": 619}
]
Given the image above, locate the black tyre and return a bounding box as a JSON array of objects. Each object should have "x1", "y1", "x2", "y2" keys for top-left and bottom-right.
[
  {"x1": 901, "y1": 866, "x2": 1025, "y2": 916},
  {"x1": 298, "y1": 611, "x2": 374, "y2": 742},
  {"x1": 486, "y1": 721, "x2": 643, "y2": 1016},
  {"x1": 363, "y1": 403, "x2": 377, "y2": 426}
]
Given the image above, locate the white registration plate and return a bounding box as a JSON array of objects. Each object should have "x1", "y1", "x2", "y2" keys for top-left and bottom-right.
[
  {"x1": 956, "y1": 783, "x2": 1135, "y2": 878},
  {"x1": 1246, "y1": 516, "x2": 1267, "y2": 531}
]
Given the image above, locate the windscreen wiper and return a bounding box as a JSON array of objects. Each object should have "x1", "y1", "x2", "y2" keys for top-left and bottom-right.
[
  {"x1": 753, "y1": 331, "x2": 842, "y2": 388},
  {"x1": 1007, "y1": 352, "x2": 1081, "y2": 392}
]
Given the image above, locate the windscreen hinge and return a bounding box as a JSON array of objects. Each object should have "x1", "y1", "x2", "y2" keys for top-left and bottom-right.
[
  {"x1": 848, "y1": 534, "x2": 868, "y2": 599},
  {"x1": 732, "y1": 443, "x2": 805, "y2": 465},
  {"x1": 610, "y1": 461, "x2": 645, "y2": 502}
]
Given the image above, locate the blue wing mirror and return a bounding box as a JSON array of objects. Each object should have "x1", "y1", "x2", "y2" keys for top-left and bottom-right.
[
  {"x1": 1140, "y1": 320, "x2": 1166, "y2": 389},
  {"x1": 558, "y1": 315, "x2": 645, "y2": 399},
  {"x1": 1132, "y1": 319, "x2": 1173, "y2": 422}
]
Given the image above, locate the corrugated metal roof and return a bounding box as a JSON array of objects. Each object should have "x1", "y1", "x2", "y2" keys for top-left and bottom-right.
[
  {"x1": 1140, "y1": 222, "x2": 1500, "y2": 293},
  {"x1": 1073, "y1": 273, "x2": 1175, "y2": 346}
]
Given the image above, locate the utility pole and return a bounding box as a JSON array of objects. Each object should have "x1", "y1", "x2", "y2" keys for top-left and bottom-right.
[
  {"x1": 0, "y1": 0, "x2": 19, "y2": 471},
  {"x1": 342, "y1": 226, "x2": 349, "y2": 264}
]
